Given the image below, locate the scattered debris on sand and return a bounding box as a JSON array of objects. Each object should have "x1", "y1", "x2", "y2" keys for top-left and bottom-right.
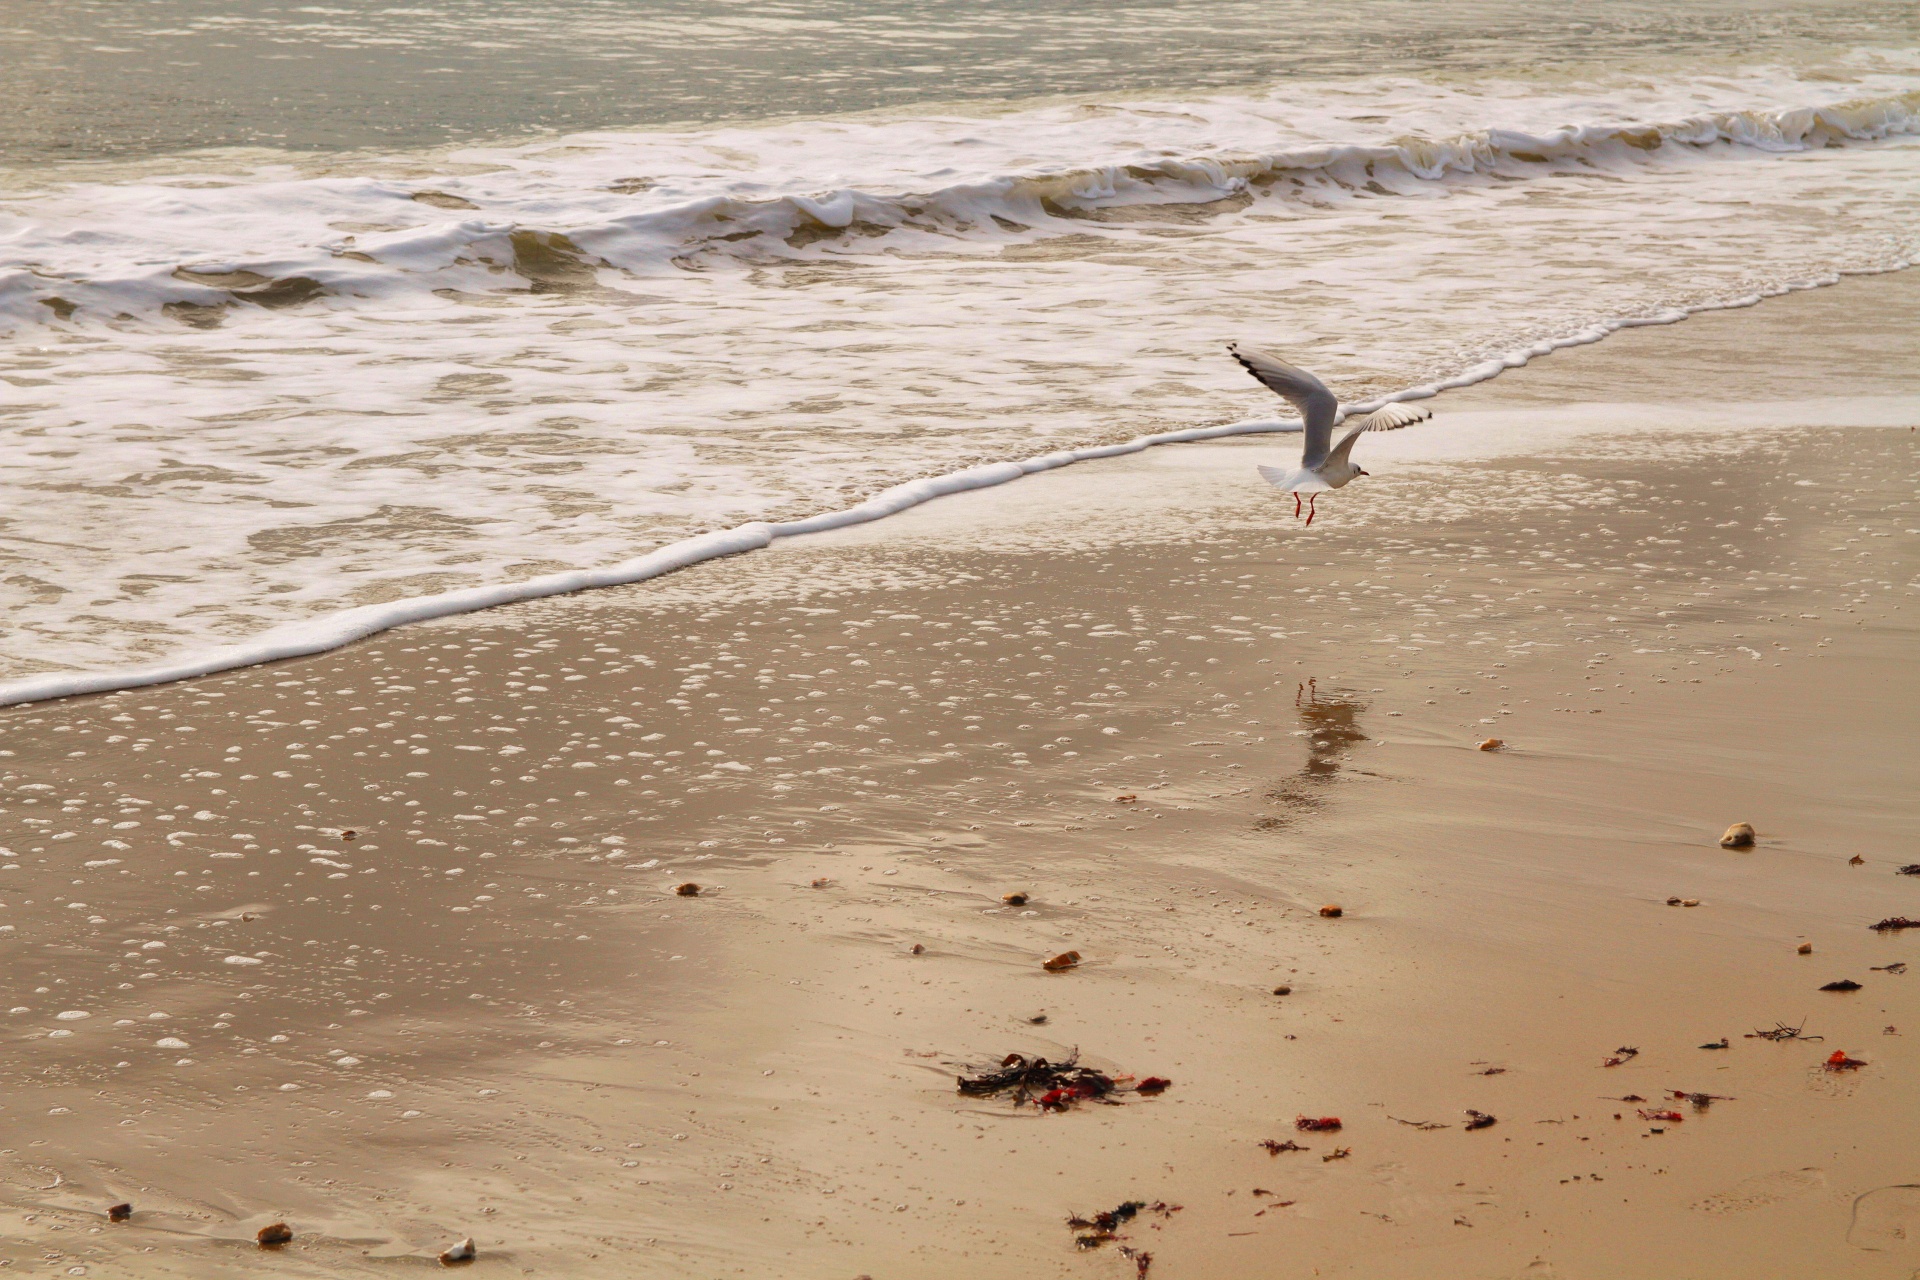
[
  {"x1": 958, "y1": 1052, "x2": 1166, "y2": 1111},
  {"x1": 1296, "y1": 1115, "x2": 1343, "y2": 1132},
  {"x1": 1747, "y1": 1021, "x2": 1821, "y2": 1042},
  {"x1": 1322, "y1": 1146, "x2": 1352, "y2": 1162},
  {"x1": 1699, "y1": 1038, "x2": 1729, "y2": 1050},
  {"x1": 1603, "y1": 1046, "x2": 1640, "y2": 1067},
  {"x1": 1900, "y1": 865, "x2": 1920, "y2": 876},
  {"x1": 1391, "y1": 1116, "x2": 1449, "y2": 1130},
  {"x1": 1637, "y1": 1109, "x2": 1685, "y2": 1123},
  {"x1": 1826, "y1": 1050, "x2": 1869, "y2": 1071},
  {"x1": 1872, "y1": 962, "x2": 1907, "y2": 974},
  {"x1": 1260, "y1": 1138, "x2": 1309, "y2": 1154},
  {"x1": 1464, "y1": 1110, "x2": 1498, "y2": 1130},
  {"x1": 1869, "y1": 917, "x2": 1920, "y2": 932},
  {"x1": 1720, "y1": 822, "x2": 1756, "y2": 849},
  {"x1": 1670, "y1": 1090, "x2": 1732, "y2": 1110},
  {"x1": 1821, "y1": 979, "x2": 1864, "y2": 991},
  {"x1": 1067, "y1": 1199, "x2": 1178, "y2": 1266}
]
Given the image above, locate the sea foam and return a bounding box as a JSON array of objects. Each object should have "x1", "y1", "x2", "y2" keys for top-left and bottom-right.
[{"x1": 0, "y1": 64, "x2": 1916, "y2": 700}]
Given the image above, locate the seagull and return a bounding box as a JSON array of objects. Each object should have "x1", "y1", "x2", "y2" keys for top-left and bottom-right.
[{"x1": 1228, "y1": 342, "x2": 1432, "y2": 526}]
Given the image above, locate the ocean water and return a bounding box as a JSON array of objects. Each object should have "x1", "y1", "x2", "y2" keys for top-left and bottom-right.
[{"x1": 0, "y1": 0, "x2": 1916, "y2": 699}]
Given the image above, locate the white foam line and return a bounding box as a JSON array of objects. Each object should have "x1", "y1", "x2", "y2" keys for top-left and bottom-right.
[{"x1": 0, "y1": 259, "x2": 1905, "y2": 710}]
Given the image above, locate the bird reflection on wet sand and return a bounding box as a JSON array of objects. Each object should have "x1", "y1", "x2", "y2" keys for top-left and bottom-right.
[{"x1": 1256, "y1": 678, "x2": 1369, "y2": 829}]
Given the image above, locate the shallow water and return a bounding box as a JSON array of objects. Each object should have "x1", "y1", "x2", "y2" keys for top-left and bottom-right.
[
  {"x1": 0, "y1": 1, "x2": 1916, "y2": 692},
  {"x1": 5, "y1": 0, "x2": 1913, "y2": 162}
]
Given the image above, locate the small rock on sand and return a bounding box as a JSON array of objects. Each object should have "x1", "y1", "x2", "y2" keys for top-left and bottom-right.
[
  {"x1": 1319, "y1": 905, "x2": 1343, "y2": 918},
  {"x1": 675, "y1": 883, "x2": 701, "y2": 897},
  {"x1": 1720, "y1": 822, "x2": 1756, "y2": 849},
  {"x1": 1477, "y1": 738, "x2": 1504, "y2": 751},
  {"x1": 440, "y1": 1237, "x2": 476, "y2": 1265},
  {"x1": 257, "y1": 1222, "x2": 294, "y2": 1247}
]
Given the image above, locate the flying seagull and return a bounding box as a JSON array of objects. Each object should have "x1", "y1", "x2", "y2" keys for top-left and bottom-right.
[{"x1": 1228, "y1": 342, "x2": 1431, "y2": 525}]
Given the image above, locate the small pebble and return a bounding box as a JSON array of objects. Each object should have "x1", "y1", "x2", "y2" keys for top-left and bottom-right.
[
  {"x1": 440, "y1": 1237, "x2": 476, "y2": 1266},
  {"x1": 1477, "y1": 738, "x2": 1504, "y2": 751},
  {"x1": 1003, "y1": 892, "x2": 1029, "y2": 906},
  {"x1": 675, "y1": 883, "x2": 701, "y2": 897},
  {"x1": 1319, "y1": 905, "x2": 1343, "y2": 918},
  {"x1": 257, "y1": 1222, "x2": 294, "y2": 1247},
  {"x1": 1798, "y1": 942, "x2": 1814, "y2": 955},
  {"x1": 1272, "y1": 985, "x2": 1292, "y2": 996},
  {"x1": 1720, "y1": 822, "x2": 1756, "y2": 849},
  {"x1": 107, "y1": 1204, "x2": 131, "y2": 1223}
]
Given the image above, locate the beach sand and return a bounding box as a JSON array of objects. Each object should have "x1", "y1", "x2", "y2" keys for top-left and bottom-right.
[{"x1": 0, "y1": 268, "x2": 1916, "y2": 1278}]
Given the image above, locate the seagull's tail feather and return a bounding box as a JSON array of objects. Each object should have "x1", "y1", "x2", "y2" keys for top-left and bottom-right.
[{"x1": 1259, "y1": 465, "x2": 1330, "y2": 492}]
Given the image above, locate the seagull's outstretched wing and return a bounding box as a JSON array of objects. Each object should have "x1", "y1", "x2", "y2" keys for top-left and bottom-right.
[
  {"x1": 1326, "y1": 401, "x2": 1434, "y2": 470},
  {"x1": 1228, "y1": 343, "x2": 1339, "y2": 469},
  {"x1": 1347, "y1": 401, "x2": 1432, "y2": 432}
]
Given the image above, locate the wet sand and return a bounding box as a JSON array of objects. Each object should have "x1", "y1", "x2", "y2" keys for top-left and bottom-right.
[{"x1": 0, "y1": 268, "x2": 1917, "y2": 1278}]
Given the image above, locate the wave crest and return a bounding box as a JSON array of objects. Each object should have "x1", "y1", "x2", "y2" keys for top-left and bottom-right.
[{"x1": 2, "y1": 89, "x2": 1915, "y2": 328}]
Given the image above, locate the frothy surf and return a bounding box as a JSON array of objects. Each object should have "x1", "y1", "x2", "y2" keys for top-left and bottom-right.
[
  {"x1": 0, "y1": 61, "x2": 1916, "y2": 702},
  {"x1": 5, "y1": 81, "x2": 1917, "y2": 325}
]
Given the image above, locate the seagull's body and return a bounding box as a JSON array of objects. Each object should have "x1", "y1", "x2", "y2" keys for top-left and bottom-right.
[{"x1": 1228, "y1": 342, "x2": 1431, "y2": 525}]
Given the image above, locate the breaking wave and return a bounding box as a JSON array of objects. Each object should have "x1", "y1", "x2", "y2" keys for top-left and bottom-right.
[{"x1": 4, "y1": 88, "x2": 1916, "y2": 328}]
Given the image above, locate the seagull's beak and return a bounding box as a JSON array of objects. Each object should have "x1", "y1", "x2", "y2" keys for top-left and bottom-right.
[{"x1": 1356, "y1": 468, "x2": 1369, "y2": 477}]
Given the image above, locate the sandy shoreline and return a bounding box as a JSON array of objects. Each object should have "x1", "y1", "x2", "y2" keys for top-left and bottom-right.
[{"x1": 0, "y1": 268, "x2": 1917, "y2": 1278}]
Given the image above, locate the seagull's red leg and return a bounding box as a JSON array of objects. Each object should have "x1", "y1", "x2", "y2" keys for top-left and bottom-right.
[
  {"x1": 1293, "y1": 492, "x2": 1302, "y2": 519},
  {"x1": 1305, "y1": 493, "x2": 1318, "y2": 527}
]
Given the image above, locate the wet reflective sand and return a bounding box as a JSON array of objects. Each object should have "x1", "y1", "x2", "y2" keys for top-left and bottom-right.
[{"x1": 0, "y1": 270, "x2": 1916, "y2": 1276}]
